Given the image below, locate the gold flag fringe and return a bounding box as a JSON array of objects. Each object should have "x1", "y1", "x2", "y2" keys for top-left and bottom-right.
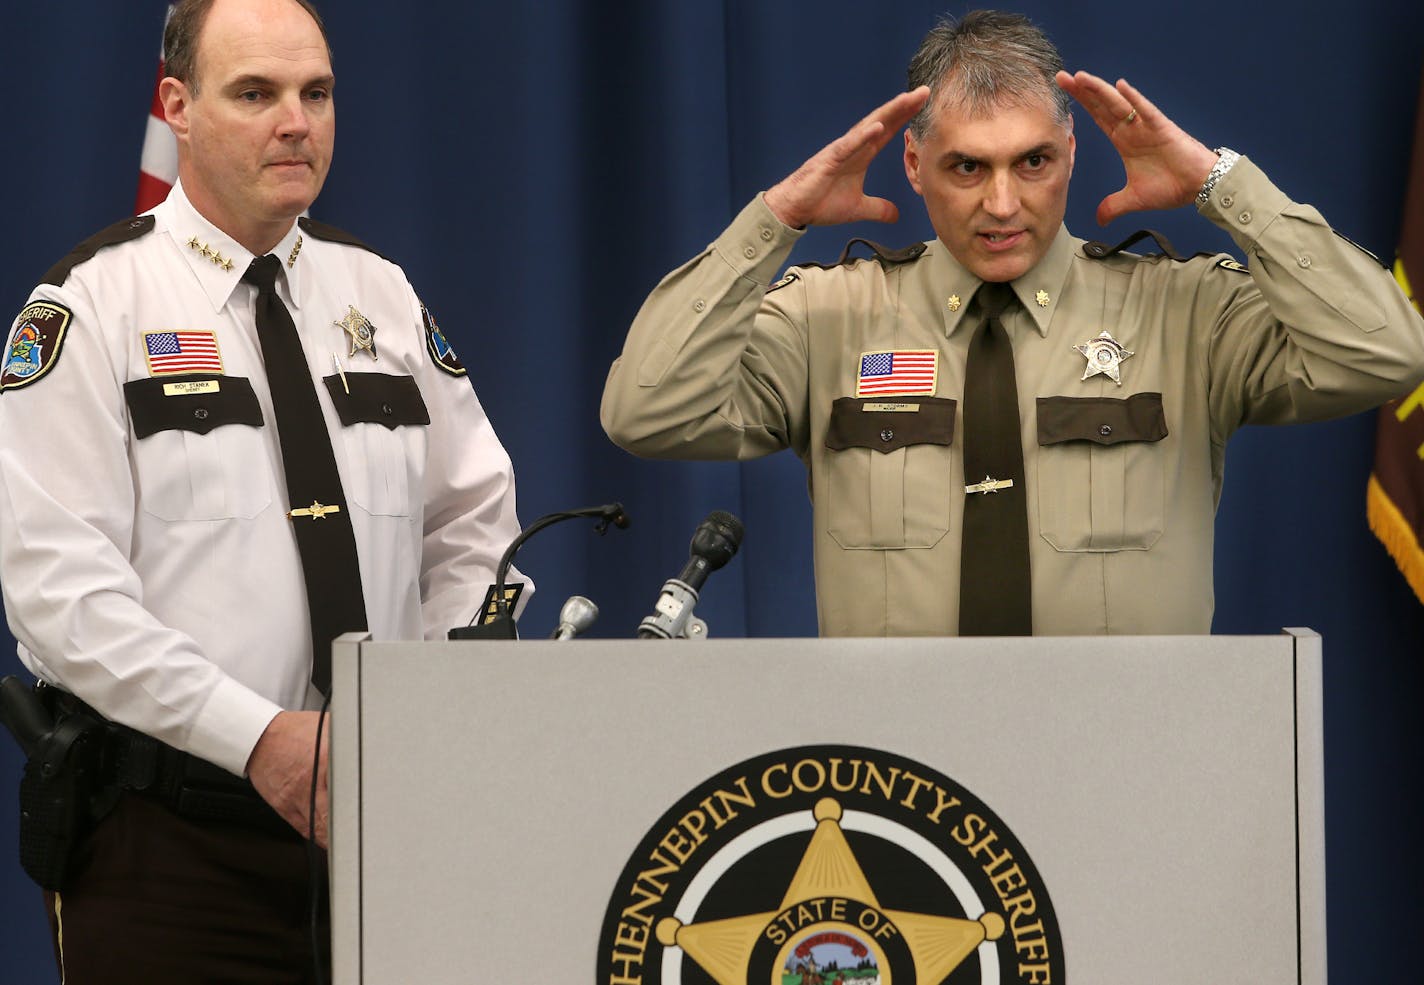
[{"x1": 1367, "y1": 474, "x2": 1424, "y2": 607}]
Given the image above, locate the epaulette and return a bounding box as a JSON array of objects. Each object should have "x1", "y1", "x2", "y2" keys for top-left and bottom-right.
[
  {"x1": 42, "y1": 215, "x2": 155, "y2": 287},
  {"x1": 799, "y1": 237, "x2": 928, "y2": 272},
  {"x1": 1082, "y1": 228, "x2": 1188, "y2": 262},
  {"x1": 1083, "y1": 227, "x2": 1249, "y2": 273},
  {"x1": 298, "y1": 216, "x2": 397, "y2": 265}
]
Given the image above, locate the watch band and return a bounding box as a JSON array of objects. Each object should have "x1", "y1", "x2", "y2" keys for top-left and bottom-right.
[{"x1": 1196, "y1": 147, "x2": 1241, "y2": 208}]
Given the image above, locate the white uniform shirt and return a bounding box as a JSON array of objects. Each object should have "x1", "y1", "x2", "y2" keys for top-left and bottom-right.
[{"x1": 0, "y1": 182, "x2": 529, "y2": 774}]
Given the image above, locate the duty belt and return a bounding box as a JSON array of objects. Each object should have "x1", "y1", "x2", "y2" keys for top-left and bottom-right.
[{"x1": 47, "y1": 688, "x2": 293, "y2": 836}]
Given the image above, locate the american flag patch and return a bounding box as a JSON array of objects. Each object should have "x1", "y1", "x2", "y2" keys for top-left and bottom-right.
[
  {"x1": 855, "y1": 349, "x2": 937, "y2": 396},
  {"x1": 143, "y1": 331, "x2": 223, "y2": 376}
]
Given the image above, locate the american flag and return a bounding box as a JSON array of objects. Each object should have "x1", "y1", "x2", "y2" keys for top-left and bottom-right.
[
  {"x1": 135, "y1": 5, "x2": 178, "y2": 213},
  {"x1": 144, "y1": 331, "x2": 223, "y2": 375},
  {"x1": 856, "y1": 349, "x2": 937, "y2": 396}
]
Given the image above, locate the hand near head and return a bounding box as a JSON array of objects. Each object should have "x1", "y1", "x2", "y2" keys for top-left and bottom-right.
[
  {"x1": 1055, "y1": 70, "x2": 1221, "y2": 225},
  {"x1": 764, "y1": 86, "x2": 932, "y2": 229},
  {"x1": 247, "y1": 709, "x2": 329, "y2": 848}
]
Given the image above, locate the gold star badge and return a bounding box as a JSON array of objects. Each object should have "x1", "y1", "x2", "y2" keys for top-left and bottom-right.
[
  {"x1": 1074, "y1": 330, "x2": 1134, "y2": 384},
  {"x1": 655, "y1": 798, "x2": 1004, "y2": 985},
  {"x1": 946, "y1": 294, "x2": 962, "y2": 312},
  {"x1": 1035, "y1": 289, "x2": 1051, "y2": 307},
  {"x1": 336, "y1": 305, "x2": 379, "y2": 361}
]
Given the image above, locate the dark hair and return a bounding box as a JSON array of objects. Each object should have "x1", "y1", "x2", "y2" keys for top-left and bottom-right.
[
  {"x1": 906, "y1": 10, "x2": 1069, "y2": 139},
  {"x1": 163, "y1": 0, "x2": 331, "y2": 91}
]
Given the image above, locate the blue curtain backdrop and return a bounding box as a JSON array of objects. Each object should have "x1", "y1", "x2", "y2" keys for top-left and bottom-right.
[{"x1": 2, "y1": 1, "x2": 1421, "y2": 980}]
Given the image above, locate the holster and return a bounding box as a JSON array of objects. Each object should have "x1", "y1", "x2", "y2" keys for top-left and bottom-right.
[
  {"x1": 1, "y1": 679, "x2": 116, "y2": 891},
  {"x1": 3, "y1": 677, "x2": 291, "y2": 892}
]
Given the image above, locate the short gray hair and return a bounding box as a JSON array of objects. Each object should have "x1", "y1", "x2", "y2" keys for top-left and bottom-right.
[{"x1": 907, "y1": 10, "x2": 1070, "y2": 139}]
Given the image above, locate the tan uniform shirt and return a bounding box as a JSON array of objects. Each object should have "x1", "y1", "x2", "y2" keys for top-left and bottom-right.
[{"x1": 602, "y1": 158, "x2": 1424, "y2": 636}]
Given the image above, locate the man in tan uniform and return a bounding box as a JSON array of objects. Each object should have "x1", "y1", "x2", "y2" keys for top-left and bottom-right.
[{"x1": 601, "y1": 11, "x2": 1424, "y2": 636}]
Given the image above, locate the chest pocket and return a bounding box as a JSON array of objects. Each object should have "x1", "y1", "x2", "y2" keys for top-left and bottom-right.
[
  {"x1": 123, "y1": 374, "x2": 275, "y2": 521},
  {"x1": 323, "y1": 372, "x2": 430, "y2": 517},
  {"x1": 1034, "y1": 393, "x2": 1168, "y2": 552},
  {"x1": 823, "y1": 396, "x2": 956, "y2": 549}
]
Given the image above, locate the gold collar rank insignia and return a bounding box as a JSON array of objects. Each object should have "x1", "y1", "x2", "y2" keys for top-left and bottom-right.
[
  {"x1": 336, "y1": 305, "x2": 378, "y2": 361},
  {"x1": 185, "y1": 235, "x2": 234, "y2": 272},
  {"x1": 1073, "y1": 330, "x2": 1134, "y2": 384}
]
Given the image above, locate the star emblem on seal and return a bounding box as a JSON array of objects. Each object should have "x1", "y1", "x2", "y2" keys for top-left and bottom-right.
[
  {"x1": 1073, "y1": 330, "x2": 1133, "y2": 384},
  {"x1": 336, "y1": 305, "x2": 379, "y2": 361},
  {"x1": 655, "y1": 797, "x2": 1004, "y2": 985}
]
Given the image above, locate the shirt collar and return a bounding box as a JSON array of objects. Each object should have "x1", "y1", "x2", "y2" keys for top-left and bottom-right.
[
  {"x1": 154, "y1": 180, "x2": 306, "y2": 312},
  {"x1": 928, "y1": 224, "x2": 1077, "y2": 338}
]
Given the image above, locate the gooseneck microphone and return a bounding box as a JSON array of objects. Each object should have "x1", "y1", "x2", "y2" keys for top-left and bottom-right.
[
  {"x1": 638, "y1": 511, "x2": 744, "y2": 639},
  {"x1": 448, "y1": 502, "x2": 630, "y2": 640},
  {"x1": 550, "y1": 596, "x2": 599, "y2": 641}
]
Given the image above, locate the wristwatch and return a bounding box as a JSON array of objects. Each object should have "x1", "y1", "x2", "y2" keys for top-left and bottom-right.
[{"x1": 1196, "y1": 147, "x2": 1241, "y2": 208}]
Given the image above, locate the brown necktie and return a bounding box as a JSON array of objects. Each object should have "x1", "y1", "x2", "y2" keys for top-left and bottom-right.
[
  {"x1": 244, "y1": 255, "x2": 367, "y2": 693},
  {"x1": 959, "y1": 281, "x2": 1032, "y2": 635}
]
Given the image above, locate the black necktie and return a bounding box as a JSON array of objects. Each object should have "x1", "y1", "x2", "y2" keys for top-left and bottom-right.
[
  {"x1": 959, "y1": 281, "x2": 1032, "y2": 635},
  {"x1": 244, "y1": 255, "x2": 367, "y2": 694}
]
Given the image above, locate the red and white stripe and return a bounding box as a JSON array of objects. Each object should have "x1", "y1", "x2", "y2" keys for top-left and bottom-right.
[{"x1": 135, "y1": 5, "x2": 178, "y2": 214}]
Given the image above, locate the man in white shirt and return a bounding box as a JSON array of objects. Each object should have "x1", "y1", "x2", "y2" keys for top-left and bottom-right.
[{"x1": 0, "y1": 1, "x2": 529, "y2": 979}]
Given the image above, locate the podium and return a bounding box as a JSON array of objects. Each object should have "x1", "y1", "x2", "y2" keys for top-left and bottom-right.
[{"x1": 329, "y1": 631, "x2": 1324, "y2": 984}]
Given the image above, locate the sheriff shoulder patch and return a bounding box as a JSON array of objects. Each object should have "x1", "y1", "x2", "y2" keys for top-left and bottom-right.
[
  {"x1": 422, "y1": 302, "x2": 466, "y2": 377},
  {"x1": 2, "y1": 301, "x2": 73, "y2": 391}
]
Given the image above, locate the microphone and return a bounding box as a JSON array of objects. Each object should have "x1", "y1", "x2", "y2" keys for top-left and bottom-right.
[
  {"x1": 448, "y1": 502, "x2": 630, "y2": 640},
  {"x1": 638, "y1": 511, "x2": 744, "y2": 640},
  {"x1": 550, "y1": 596, "x2": 599, "y2": 640}
]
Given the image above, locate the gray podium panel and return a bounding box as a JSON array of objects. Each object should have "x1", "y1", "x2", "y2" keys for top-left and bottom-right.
[{"x1": 330, "y1": 632, "x2": 1324, "y2": 985}]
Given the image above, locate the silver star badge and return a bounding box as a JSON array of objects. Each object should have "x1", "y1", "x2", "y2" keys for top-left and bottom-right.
[
  {"x1": 1073, "y1": 331, "x2": 1133, "y2": 384},
  {"x1": 336, "y1": 305, "x2": 379, "y2": 361}
]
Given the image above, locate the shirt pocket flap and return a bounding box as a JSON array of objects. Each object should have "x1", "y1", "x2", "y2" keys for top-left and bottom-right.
[
  {"x1": 824, "y1": 396, "x2": 956, "y2": 453},
  {"x1": 123, "y1": 374, "x2": 264, "y2": 439},
  {"x1": 1036, "y1": 393, "x2": 1168, "y2": 446},
  {"x1": 322, "y1": 373, "x2": 431, "y2": 430}
]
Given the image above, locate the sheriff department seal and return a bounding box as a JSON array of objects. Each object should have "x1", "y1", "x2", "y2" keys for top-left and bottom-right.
[{"x1": 599, "y1": 745, "x2": 1064, "y2": 985}]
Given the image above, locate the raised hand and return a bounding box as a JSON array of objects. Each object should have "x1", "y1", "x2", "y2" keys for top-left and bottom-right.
[
  {"x1": 764, "y1": 86, "x2": 932, "y2": 229},
  {"x1": 1055, "y1": 70, "x2": 1221, "y2": 226}
]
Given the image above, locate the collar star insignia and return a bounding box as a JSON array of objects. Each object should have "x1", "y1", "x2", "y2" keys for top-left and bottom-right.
[
  {"x1": 946, "y1": 294, "x2": 962, "y2": 312},
  {"x1": 336, "y1": 305, "x2": 379, "y2": 361},
  {"x1": 1073, "y1": 330, "x2": 1134, "y2": 384},
  {"x1": 1035, "y1": 289, "x2": 1051, "y2": 307},
  {"x1": 655, "y1": 798, "x2": 1004, "y2": 985},
  {"x1": 186, "y1": 236, "x2": 233, "y2": 272}
]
